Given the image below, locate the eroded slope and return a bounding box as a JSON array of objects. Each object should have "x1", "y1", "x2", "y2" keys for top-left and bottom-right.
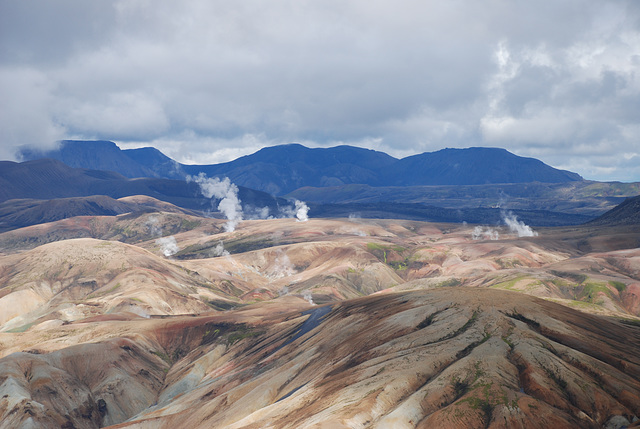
[{"x1": 1, "y1": 289, "x2": 639, "y2": 428}]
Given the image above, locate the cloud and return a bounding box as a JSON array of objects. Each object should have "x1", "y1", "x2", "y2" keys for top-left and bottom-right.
[
  {"x1": 0, "y1": 67, "x2": 65, "y2": 159},
  {"x1": 1, "y1": 0, "x2": 639, "y2": 181}
]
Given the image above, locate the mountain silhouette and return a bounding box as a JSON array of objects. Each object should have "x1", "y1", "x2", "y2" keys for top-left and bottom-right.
[{"x1": 20, "y1": 141, "x2": 583, "y2": 195}]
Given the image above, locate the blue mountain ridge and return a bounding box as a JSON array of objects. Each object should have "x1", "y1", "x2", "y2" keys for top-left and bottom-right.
[{"x1": 20, "y1": 141, "x2": 583, "y2": 196}]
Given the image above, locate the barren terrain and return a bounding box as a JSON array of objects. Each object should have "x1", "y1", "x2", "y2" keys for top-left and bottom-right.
[{"x1": 1, "y1": 205, "x2": 639, "y2": 428}]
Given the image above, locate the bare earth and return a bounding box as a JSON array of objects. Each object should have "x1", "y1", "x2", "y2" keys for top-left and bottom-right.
[{"x1": 1, "y1": 209, "x2": 639, "y2": 428}]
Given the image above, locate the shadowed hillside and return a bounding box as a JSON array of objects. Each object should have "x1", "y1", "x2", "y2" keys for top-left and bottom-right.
[{"x1": 588, "y1": 194, "x2": 640, "y2": 226}]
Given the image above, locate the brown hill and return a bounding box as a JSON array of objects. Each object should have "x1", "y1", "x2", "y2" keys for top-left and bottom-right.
[
  {"x1": 2, "y1": 216, "x2": 640, "y2": 428},
  {"x1": 1, "y1": 288, "x2": 639, "y2": 428}
]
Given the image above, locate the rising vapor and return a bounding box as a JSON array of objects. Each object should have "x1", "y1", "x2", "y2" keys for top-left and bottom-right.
[
  {"x1": 502, "y1": 211, "x2": 538, "y2": 237},
  {"x1": 156, "y1": 236, "x2": 180, "y2": 256},
  {"x1": 294, "y1": 200, "x2": 309, "y2": 222},
  {"x1": 188, "y1": 173, "x2": 243, "y2": 232},
  {"x1": 472, "y1": 226, "x2": 500, "y2": 241},
  {"x1": 278, "y1": 199, "x2": 311, "y2": 222}
]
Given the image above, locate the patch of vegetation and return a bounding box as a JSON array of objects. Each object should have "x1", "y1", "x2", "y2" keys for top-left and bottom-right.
[
  {"x1": 5, "y1": 322, "x2": 37, "y2": 333},
  {"x1": 224, "y1": 236, "x2": 292, "y2": 255},
  {"x1": 452, "y1": 377, "x2": 470, "y2": 399},
  {"x1": 226, "y1": 325, "x2": 263, "y2": 345},
  {"x1": 87, "y1": 282, "x2": 121, "y2": 299},
  {"x1": 439, "y1": 310, "x2": 478, "y2": 342},
  {"x1": 366, "y1": 242, "x2": 408, "y2": 268},
  {"x1": 217, "y1": 280, "x2": 244, "y2": 297},
  {"x1": 609, "y1": 281, "x2": 626, "y2": 293},
  {"x1": 366, "y1": 242, "x2": 405, "y2": 253},
  {"x1": 180, "y1": 218, "x2": 201, "y2": 231},
  {"x1": 496, "y1": 258, "x2": 523, "y2": 269},
  {"x1": 437, "y1": 278, "x2": 462, "y2": 288},
  {"x1": 456, "y1": 332, "x2": 491, "y2": 360},
  {"x1": 456, "y1": 382, "x2": 500, "y2": 425},
  {"x1": 505, "y1": 311, "x2": 540, "y2": 330},
  {"x1": 579, "y1": 282, "x2": 611, "y2": 303},
  {"x1": 543, "y1": 366, "x2": 569, "y2": 392},
  {"x1": 502, "y1": 336, "x2": 515, "y2": 350},
  {"x1": 618, "y1": 318, "x2": 640, "y2": 327},
  {"x1": 373, "y1": 366, "x2": 386, "y2": 377},
  {"x1": 550, "y1": 270, "x2": 587, "y2": 285},
  {"x1": 387, "y1": 260, "x2": 408, "y2": 270},
  {"x1": 565, "y1": 300, "x2": 606, "y2": 311},
  {"x1": 417, "y1": 312, "x2": 439, "y2": 329},
  {"x1": 490, "y1": 276, "x2": 526, "y2": 291},
  {"x1": 206, "y1": 299, "x2": 242, "y2": 311},
  {"x1": 152, "y1": 350, "x2": 172, "y2": 364}
]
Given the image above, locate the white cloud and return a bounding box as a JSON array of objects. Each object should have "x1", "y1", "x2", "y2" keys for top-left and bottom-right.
[
  {"x1": 0, "y1": 67, "x2": 65, "y2": 159},
  {"x1": 0, "y1": 0, "x2": 639, "y2": 181}
]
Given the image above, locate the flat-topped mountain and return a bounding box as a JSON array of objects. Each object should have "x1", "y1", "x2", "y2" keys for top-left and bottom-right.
[
  {"x1": 20, "y1": 140, "x2": 159, "y2": 179},
  {"x1": 20, "y1": 141, "x2": 583, "y2": 195},
  {"x1": 389, "y1": 147, "x2": 582, "y2": 185}
]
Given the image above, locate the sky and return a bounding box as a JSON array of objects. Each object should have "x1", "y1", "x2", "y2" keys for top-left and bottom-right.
[{"x1": 1, "y1": 0, "x2": 639, "y2": 182}]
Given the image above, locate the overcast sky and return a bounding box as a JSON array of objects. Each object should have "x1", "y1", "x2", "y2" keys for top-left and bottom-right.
[{"x1": 1, "y1": 0, "x2": 639, "y2": 181}]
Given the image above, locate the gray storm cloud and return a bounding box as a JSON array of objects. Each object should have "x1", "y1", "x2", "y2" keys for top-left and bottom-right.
[{"x1": 1, "y1": 1, "x2": 638, "y2": 181}]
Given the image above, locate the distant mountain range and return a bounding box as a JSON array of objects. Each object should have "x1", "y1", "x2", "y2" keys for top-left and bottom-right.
[
  {"x1": 21, "y1": 140, "x2": 583, "y2": 195},
  {"x1": 9, "y1": 140, "x2": 640, "y2": 228},
  {"x1": 0, "y1": 159, "x2": 289, "y2": 231}
]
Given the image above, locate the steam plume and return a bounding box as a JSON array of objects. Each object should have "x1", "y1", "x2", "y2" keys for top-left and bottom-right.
[
  {"x1": 502, "y1": 211, "x2": 538, "y2": 237},
  {"x1": 279, "y1": 286, "x2": 290, "y2": 297},
  {"x1": 148, "y1": 215, "x2": 180, "y2": 256},
  {"x1": 156, "y1": 236, "x2": 180, "y2": 256},
  {"x1": 146, "y1": 215, "x2": 162, "y2": 237},
  {"x1": 278, "y1": 199, "x2": 310, "y2": 221},
  {"x1": 267, "y1": 250, "x2": 296, "y2": 279},
  {"x1": 302, "y1": 290, "x2": 315, "y2": 305},
  {"x1": 294, "y1": 200, "x2": 309, "y2": 222},
  {"x1": 245, "y1": 205, "x2": 271, "y2": 220},
  {"x1": 212, "y1": 241, "x2": 230, "y2": 257},
  {"x1": 188, "y1": 173, "x2": 243, "y2": 232},
  {"x1": 472, "y1": 226, "x2": 499, "y2": 241}
]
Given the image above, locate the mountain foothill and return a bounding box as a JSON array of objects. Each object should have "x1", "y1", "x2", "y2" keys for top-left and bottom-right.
[{"x1": 1, "y1": 140, "x2": 640, "y2": 428}]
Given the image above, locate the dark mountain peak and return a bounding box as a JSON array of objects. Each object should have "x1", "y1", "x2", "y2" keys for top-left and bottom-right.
[
  {"x1": 218, "y1": 143, "x2": 397, "y2": 168},
  {"x1": 20, "y1": 140, "x2": 158, "y2": 179},
  {"x1": 393, "y1": 147, "x2": 582, "y2": 185},
  {"x1": 123, "y1": 146, "x2": 185, "y2": 179},
  {"x1": 180, "y1": 143, "x2": 399, "y2": 194}
]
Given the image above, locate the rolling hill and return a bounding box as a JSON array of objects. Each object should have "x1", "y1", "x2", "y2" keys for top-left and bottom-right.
[{"x1": 1, "y1": 212, "x2": 640, "y2": 428}]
